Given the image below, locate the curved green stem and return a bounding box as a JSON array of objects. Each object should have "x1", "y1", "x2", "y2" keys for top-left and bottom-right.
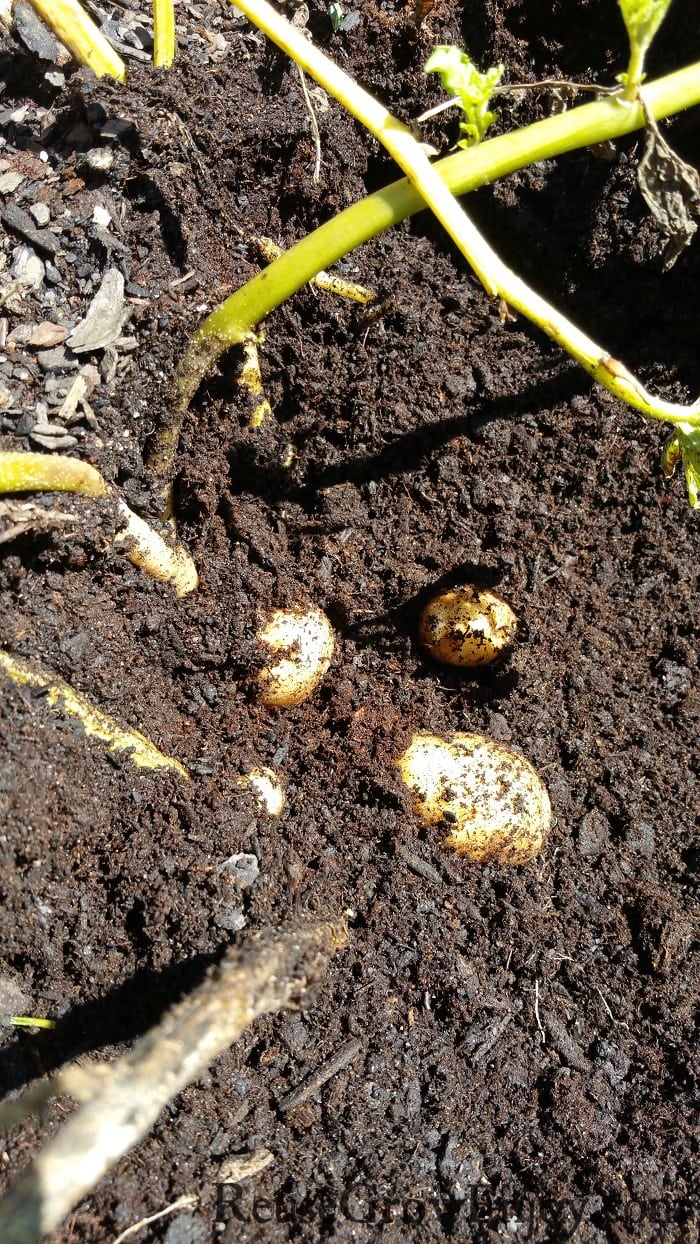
[
  {"x1": 147, "y1": 50, "x2": 700, "y2": 490},
  {"x1": 180, "y1": 61, "x2": 700, "y2": 364}
]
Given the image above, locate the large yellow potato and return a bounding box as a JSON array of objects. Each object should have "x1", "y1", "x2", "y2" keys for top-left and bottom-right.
[{"x1": 397, "y1": 731, "x2": 551, "y2": 864}]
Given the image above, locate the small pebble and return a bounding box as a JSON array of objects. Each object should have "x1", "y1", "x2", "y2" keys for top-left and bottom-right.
[
  {"x1": 67, "y1": 268, "x2": 129, "y2": 353},
  {"x1": 29, "y1": 202, "x2": 51, "y2": 227},
  {"x1": 92, "y1": 204, "x2": 112, "y2": 228},
  {"x1": 2, "y1": 203, "x2": 60, "y2": 255},
  {"x1": 37, "y1": 346, "x2": 79, "y2": 372},
  {"x1": 30, "y1": 431, "x2": 78, "y2": 450},
  {"x1": 0, "y1": 172, "x2": 25, "y2": 195},
  {"x1": 100, "y1": 117, "x2": 137, "y2": 141},
  {"x1": 28, "y1": 322, "x2": 68, "y2": 349},
  {"x1": 221, "y1": 853, "x2": 260, "y2": 889},
  {"x1": 10, "y1": 245, "x2": 45, "y2": 291},
  {"x1": 82, "y1": 149, "x2": 114, "y2": 174}
]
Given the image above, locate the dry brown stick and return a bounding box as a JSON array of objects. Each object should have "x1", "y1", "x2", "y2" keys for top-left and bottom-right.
[
  {"x1": 277, "y1": 1037, "x2": 363, "y2": 1111},
  {"x1": 0, "y1": 918, "x2": 348, "y2": 1244}
]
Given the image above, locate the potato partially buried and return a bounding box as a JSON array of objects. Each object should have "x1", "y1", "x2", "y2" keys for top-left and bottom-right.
[
  {"x1": 256, "y1": 605, "x2": 334, "y2": 708},
  {"x1": 397, "y1": 732, "x2": 551, "y2": 864},
  {"x1": 236, "y1": 766, "x2": 285, "y2": 816},
  {"x1": 419, "y1": 587, "x2": 516, "y2": 668}
]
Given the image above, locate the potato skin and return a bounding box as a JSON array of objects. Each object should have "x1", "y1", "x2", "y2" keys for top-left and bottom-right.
[
  {"x1": 256, "y1": 605, "x2": 334, "y2": 708},
  {"x1": 397, "y1": 731, "x2": 551, "y2": 864},
  {"x1": 419, "y1": 588, "x2": 516, "y2": 668},
  {"x1": 236, "y1": 766, "x2": 285, "y2": 815}
]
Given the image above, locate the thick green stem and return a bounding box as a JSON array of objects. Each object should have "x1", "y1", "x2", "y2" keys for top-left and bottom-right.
[
  {"x1": 153, "y1": 0, "x2": 176, "y2": 68},
  {"x1": 147, "y1": 59, "x2": 700, "y2": 485},
  {"x1": 0, "y1": 451, "x2": 108, "y2": 497},
  {"x1": 187, "y1": 62, "x2": 700, "y2": 360}
]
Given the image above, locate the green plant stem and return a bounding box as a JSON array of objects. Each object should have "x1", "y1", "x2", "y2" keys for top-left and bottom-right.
[
  {"x1": 622, "y1": 42, "x2": 646, "y2": 99},
  {"x1": 233, "y1": 0, "x2": 700, "y2": 431},
  {"x1": 148, "y1": 57, "x2": 700, "y2": 485},
  {"x1": 0, "y1": 451, "x2": 107, "y2": 497},
  {"x1": 185, "y1": 61, "x2": 700, "y2": 362},
  {"x1": 25, "y1": 0, "x2": 126, "y2": 81},
  {"x1": 153, "y1": 0, "x2": 176, "y2": 68}
]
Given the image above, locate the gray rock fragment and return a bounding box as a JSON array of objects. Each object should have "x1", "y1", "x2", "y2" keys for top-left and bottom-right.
[
  {"x1": 221, "y1": 853, "x2": 260, "y2": 889},
  {"x1": 2, "y1": 203, "x2": 61, "y2": 255},
  {"x1": 80, "y1": 148, "x2": 114, "y2": 174},
  {"x1": 29, "y1": 203, "x2": 51, "y2": 227},
  {"x1": 37, "y1": 345, "x2": 79, "y2": 372},
  {"x1": 162, "y1": 1213, "x2": 209, "y2": 1244},
  {"x1": 625, "y1": 820, "x2": 655, "y2": 858},
  {"x1": 0, "y1": 171, "x2": 25, "y2": 195},
  {"x1": 577, "y1": 808, "x2": 610, "y2": 858},
  {"x1": 30, "y1": 430, "x2": 78, "y2": 450},
  {"x1": 10, "y1": 244, "x2": 45, "y2": 291},
  {"x1": 13, "y1": 0, "x2": 68, "y2": 63},
  {"x1": 67, "y1": 269, "x2": 130, "y2": 353}
]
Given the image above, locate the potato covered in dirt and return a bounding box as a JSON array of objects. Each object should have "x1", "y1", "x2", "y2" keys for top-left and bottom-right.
[
  {"x1": 419, "y1": 587, "x2": 517, "y2": 668},
  {"x1": 397, "y1": 731, "x2": 551, "y2": 864},
  {"x1": 256, "y1": 605, "x2": 334, "y2": 707}
]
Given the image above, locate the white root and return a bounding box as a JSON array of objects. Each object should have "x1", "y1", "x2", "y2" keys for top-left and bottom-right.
[{"x1": 114, "y1": 500, "x2": 200, "y2": 596}]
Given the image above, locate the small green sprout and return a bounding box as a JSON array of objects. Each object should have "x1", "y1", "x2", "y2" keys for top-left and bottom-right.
[
  {"x1": 10, "y1": 1016, "x2": 56, "y2": 1030},
  {"x1": 424, "y1": 45, "x2": 503, "y2": 146},
  {"x1": 328, "y1": 2, "x2": 345, "y2": 33},
  {"x1": 617, "y1": 0, "x2": 674, "y2": 98}
]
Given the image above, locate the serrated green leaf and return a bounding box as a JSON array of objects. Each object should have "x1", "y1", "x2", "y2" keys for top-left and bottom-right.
[{"x1": 425, "y1": 45, "x2": 503, "y2": 146}]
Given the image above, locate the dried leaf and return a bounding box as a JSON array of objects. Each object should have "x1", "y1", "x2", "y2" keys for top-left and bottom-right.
[{"x1": 637, "y1": 106, "x2": 700, "y2": 269}]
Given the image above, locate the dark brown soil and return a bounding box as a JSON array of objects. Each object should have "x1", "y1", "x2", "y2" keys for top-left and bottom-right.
[{"x1": 0, "y1": 1, "x2": 698, "y2": 1241}]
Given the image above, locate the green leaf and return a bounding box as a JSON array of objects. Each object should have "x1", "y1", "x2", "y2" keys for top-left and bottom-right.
[
  {"x1": 617, "y1": 0, "x2": 673, "y2": 94},
  {"x1": 618, "y1": 0, "x2": 673, "y2": 51},
  {"x1": 328, "y1": 2, "x2": 344, "y2": 33},
  {"x1": 662, "y1": 425, "x2": 700, "y2": 507},
  {"x1": 425, "y1": 45, "x2": 503, "y2": 147}
]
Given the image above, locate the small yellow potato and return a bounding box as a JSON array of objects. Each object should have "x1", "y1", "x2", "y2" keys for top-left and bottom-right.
[
  {"x1": 397, "y1": 732, "x2": 551, "y2": 864},
  {"x1": 256, "y1": 605, "x2": 334, "y2": 708},
  {"x1": 419, "y1": 587, "x2": 517, "y2": 668},
  {"x1": 236, "y1": 766, "x2": 285, "y2": 816}
]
